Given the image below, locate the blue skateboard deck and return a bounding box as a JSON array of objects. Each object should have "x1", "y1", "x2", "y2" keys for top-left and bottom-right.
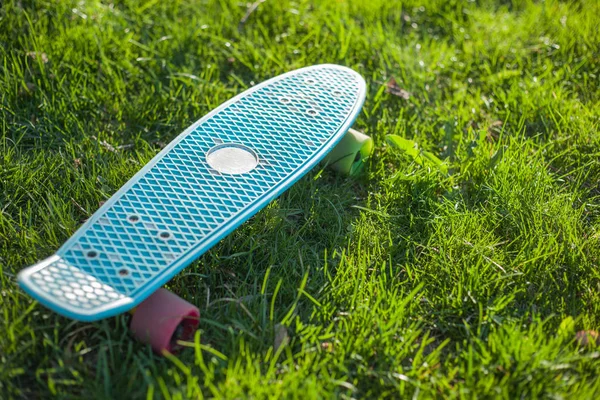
[{"x1": 18, "y1": 64, "x2": 366, "y2": 321}]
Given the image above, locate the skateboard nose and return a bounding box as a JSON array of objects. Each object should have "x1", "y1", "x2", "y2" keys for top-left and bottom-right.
[{"x1": 206, "y1": 143, "x2": 259, "y2": 175}]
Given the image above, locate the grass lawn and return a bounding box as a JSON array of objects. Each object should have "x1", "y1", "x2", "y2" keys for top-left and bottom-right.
[{"x1": 2, "y1": 0, "x2": 600, "y2": 398}]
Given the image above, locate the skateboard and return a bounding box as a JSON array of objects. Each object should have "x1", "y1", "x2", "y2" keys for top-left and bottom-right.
[{"x1": 17, "y1": 64, "x2": 372, "y2": 353}]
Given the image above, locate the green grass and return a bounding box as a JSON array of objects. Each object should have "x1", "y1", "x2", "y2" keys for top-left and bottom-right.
[{"x1": 1, "y1": 0, "x2": 600, "y2": 398}]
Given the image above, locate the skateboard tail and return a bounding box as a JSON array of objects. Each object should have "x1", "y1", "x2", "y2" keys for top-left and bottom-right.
[{"x1": 18, "y1": 255, "x2": 134, "y2": 321}]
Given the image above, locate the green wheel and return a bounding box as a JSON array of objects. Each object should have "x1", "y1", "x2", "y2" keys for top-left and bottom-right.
[{"x1": 324, "y1": 128, "x2": 374, "y2": 176}]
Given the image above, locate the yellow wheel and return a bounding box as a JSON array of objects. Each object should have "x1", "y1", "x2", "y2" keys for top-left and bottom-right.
[{"x1": 324, "y1": 128, "x2": 374, "y2": 176}]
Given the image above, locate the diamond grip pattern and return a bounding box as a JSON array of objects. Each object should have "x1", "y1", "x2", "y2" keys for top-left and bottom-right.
[
  {"x1": 26, "y1": 257, "x2": 126, "y2": 311},
  {"x1": 22, "y1": 66, "x2": 363, "y2": 316}
]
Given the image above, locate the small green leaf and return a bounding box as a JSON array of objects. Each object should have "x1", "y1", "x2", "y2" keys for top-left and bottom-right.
[
  {"x1": 558, "y1": 316, "x2": 575, "y2": 338},
  {"x1": 386, "y1": 135, "x2": 448, "y2": 174}
]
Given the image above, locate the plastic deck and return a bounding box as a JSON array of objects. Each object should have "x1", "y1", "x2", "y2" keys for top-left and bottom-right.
[{"x1": 18, "y1": 64, "x2": 366, "y2": 321}]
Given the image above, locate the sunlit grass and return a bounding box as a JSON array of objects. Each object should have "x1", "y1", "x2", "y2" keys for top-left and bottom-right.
[{"x1": 1, "y1": 0, "x2": 599, "y2": 397}]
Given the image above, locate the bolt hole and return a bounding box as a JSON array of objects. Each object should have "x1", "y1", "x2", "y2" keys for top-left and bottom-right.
[
  {"x1": 118, "y1": 269, "x2": 129, "y2": 276},
  {"x1": 307, "y1": 109, "x2": 318, "y2": 116},
  {"x1": 304, "y1": 78, "x2": 316, "y2": 85},
  {"x1": 333, "y1": 90, "x2": 342, "y2": 97},
  {"x1": 280, "y1": 97, "x2": 291, "y2": 104},
  {"x1": 158, "y1": 231, "x2": 172, "y2": 240},
  {"x1": 86, "y1": 250, "x2": 98, "y2": 259},
  {"x1": 127, "y1": 215, "x2": 140, "y2": 224}
]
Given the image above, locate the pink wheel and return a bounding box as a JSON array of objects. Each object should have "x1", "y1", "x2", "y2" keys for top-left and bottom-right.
[{"x1": 130, "y1": 288, "x2": 200, "y2": 354}]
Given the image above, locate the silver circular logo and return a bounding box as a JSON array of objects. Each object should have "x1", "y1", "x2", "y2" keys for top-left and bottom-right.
[{"x1": 206, "y1": 143, "x2": 259, "y2": 175}]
